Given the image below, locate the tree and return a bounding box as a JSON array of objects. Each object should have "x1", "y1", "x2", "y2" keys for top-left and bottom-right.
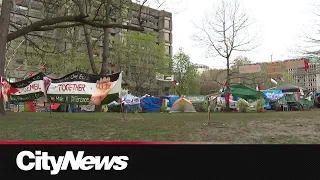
[
  {"x1": 112, "y1": 31, "x2": 171, "y2": 96},
  {"x1": 172, "y1": 48, "x2": 199, "y2": 96},
  {"x1": 0, "y1": 0, "x2": 17, "y2": 115},
  {"x1": 0, "y1": 0, "x2": 167, "y2": 114},
  {"x1": 198, "y1": 69, "x2": 222, "y2": 94},
  {"x1": 303, "y1": 1, "x2": 320, "y2": 56},
  {"x1": 194, "y1": 0, "x2": 258, "y2": 110}
]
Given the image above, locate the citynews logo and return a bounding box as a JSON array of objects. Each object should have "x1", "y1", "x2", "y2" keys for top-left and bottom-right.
[{"x1": 16, "y1": 151, "x2": 129, "y2": 175}]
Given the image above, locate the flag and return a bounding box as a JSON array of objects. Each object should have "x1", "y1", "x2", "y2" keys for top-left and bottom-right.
[
  {"x1": 256, "y1": 84, "x2": 261, "y2": 91},
  {"x1": 225, "y1": 80, "x2": 230, "y2": 103},
  {"x1": 303, "y1": 58, "x2": 309, "y2": 72},
  {"x1": 172, "y1": 80, "x2": 179, "y2": 86},
  {"x1": 278, "y1": 77, "x2": 284, "y2": 82},
  {"x1": 270, "y1": 78, "x2": 278, "y2": 84},
  {"x1": 1, "y1": 76, "x2": 18, "y2": 102},
  {"x1": 256, "y1": 84, "x2": 261, "y2": 98}
]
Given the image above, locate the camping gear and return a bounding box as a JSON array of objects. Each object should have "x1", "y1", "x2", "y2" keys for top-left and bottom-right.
[
  {"x1": 121, "y1": 94, "x2": 141, "y2": 113},
  {"x1": 220, "y1": 83, "x2": 264, "y2": 100},
  {"x1": 184, "y1": 95, "x2": 207, "y2": 111},
  {"x1": 169, "y1": 98, "x2": 197, "y2": 113},
  {"x1": 163, "y1": 95, "x2": 180, "y2": 107},
  {"x1": 140, "y1": 96, "x2": 162, "y2": 112}
]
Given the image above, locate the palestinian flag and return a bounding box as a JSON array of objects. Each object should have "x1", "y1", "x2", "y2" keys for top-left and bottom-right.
[{"x1": 46, "y1": 71, "x2": 122, "y2": 105}]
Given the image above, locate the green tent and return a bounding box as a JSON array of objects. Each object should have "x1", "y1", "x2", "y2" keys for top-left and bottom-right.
[{"x1": 220, "y1": 83, "x2": 261, "y2": 100}]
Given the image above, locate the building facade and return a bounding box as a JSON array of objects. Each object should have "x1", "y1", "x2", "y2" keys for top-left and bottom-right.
[
  {"x1": 287, "y1": 57, "x2": 320, "y2": 91},
  {"x1": 193, "y1": 63, "x2": 209, "y2": 75},
  {"x1": 2, "y1": 0, "x2": 173, "y2": 83}
]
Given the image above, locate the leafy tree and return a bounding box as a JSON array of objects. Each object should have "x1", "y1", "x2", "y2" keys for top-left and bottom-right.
[
  {"x1": 0, "y1": 0, "x2": 168, "y2": 114},
  {"x1": 112, "y1": 31, "x2": 171, "y2": 95},
  {"x1": 172, "y1": 48, "x2": 199, "y2": 96}
]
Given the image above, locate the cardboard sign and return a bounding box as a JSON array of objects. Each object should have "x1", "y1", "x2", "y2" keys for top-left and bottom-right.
[
  {"x1": 285, "y1": 59, "x2": 305, "y2": 69},
  {"x1": 265, "y1": 62, "x2": 283, "y2": 79},
  {"x1": 239, "y1": 64, "x2": 261, "y2": 74}
]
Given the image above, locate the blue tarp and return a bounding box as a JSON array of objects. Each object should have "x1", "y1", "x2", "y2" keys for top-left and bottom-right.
[
  {"x1": 140, "y1": 97, "x2": 162, "y2": 112},
  {"x1": 261, "y1": 90, "x2": 285, "y2": 103},
  {"x1": 261, "y1": 90, "x2": 285, "y2": 110},
  {"x1": 164, "y1": 95, "x2": 180, "y2": 107}
]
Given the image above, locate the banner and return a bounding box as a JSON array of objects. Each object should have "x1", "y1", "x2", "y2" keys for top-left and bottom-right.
[
  {"x1": 156, "y1": 72, "x2": 174, "y2": 81},
  {"x1": 3, "y1": 71, "x2": 122, "y2": 105},
  {"x1": 238, "y1": 64, "x2": 261, "y2": 74},
  {"x1": 264, "y1": 62, "x2": 283, "y2": 79},
  {"x1": 184, "y1": 96, "x2": 206, "y2": 103},
  {"x1": 285, "y1": 58, "x2": 305, "y2": 69},
  {"x1": 47, "y1": 71, "x2": 122, "y2": 105}
]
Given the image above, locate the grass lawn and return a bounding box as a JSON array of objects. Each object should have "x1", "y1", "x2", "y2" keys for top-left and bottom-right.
[{"x1": 1, "y1": 110, "x2": 320, "y2": 143}]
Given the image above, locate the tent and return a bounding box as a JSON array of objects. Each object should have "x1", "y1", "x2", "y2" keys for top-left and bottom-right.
[
  {"x1": 268, "y1": 84, "x2": 306, "y2": 92},
  {"x1": 140, "y1": 96, "x2": 162, "y2": 112},
  {"x1": 169, "y1": 98, "x2": 197, "y2": 113},
  {"x1": 220, "y1": 83, "x2": 264, "y2": 100},
  {"x1": 163, "y1": 95, "x2": 180, "y2": 107},
  {"x1": 121, "y1": 94, "x2": 140, "y2": 113}
]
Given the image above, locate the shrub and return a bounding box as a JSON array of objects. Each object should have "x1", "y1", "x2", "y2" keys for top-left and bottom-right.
[
  {"x1": 238, "y1": 99, "x2": 249, "y2": 113},
  {"x1": 160, "y1": 102, "x2": 167, "y2": 112},
  {"x1": 202, "y1": 102, "x2": 208, "y2": 112}
]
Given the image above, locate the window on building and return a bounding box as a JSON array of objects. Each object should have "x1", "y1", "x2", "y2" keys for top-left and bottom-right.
[
  {"x1": 165, "y1": 45, "x2": 170, "y2": 55},
  {"x1": 164, "y1": 32, "x2": 170, "y2": 41},
  {"x1": 164, "y1": 19, "x2": 170, "y2": 29}
]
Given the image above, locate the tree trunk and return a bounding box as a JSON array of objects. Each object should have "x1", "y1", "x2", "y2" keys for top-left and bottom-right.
[
  {"x1": 83, "y1": 25, "x2": 98, "y2": 75},
  {"x1": 225, "y1": 57, "x2": 231, "y2": 111},
  {"x1": 100, "y1": 0, "x2": 111, "y2": 75},
  {"x1": 95, "y1": 0, "x2": 111, "y2": 112},
  {"x1": 0, "y1": 0, "x2": 14, "y2": 116}
]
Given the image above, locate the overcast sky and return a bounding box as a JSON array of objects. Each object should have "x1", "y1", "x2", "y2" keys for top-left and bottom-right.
[{"x1": 166, "y1": 0, "x2": 318, "y2": 69}]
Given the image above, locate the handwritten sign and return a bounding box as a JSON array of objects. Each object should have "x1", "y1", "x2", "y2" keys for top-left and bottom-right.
[
  {"x1": 265, "y1": 62, "x2": 283, "y2": 79},
  {"x1": 58, "y1": 84, "x2": 86, "y2": 92},
  {"x1": 285, "y1": 59, "x2": 305, "y2": 69},
  {"x1": 239, "y1": 64, "x2": 261, "y2": 74}
]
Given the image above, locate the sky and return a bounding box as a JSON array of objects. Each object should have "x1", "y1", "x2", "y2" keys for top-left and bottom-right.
[{"x1": 165, "y1": 0, "x2": 318, "y2": 69}]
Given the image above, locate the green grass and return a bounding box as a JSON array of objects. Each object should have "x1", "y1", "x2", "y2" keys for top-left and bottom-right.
[{"x1": 1, "y1": 111, "x2": 320, "y2": 143}]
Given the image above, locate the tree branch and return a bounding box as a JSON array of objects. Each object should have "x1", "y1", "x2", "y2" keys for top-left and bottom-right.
[
  {"x1": 35, "y1": 23, "x2": 83, "y2": 31},
  {"x1": 7, "y1": 15, "x2": 87, "y2": 42}
]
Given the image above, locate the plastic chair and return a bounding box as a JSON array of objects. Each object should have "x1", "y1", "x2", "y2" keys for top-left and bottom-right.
[{"x1": 282, "y1": 103, "x2": 289, "y2": 111}]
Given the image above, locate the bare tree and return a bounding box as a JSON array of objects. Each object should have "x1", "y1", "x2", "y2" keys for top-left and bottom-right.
[
  {"x1": 194, "y1": 0, "x2": 258, "y2": 110},
  {"x1": 302, "y1": 2, "x2": 320, "y2": 56}
]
